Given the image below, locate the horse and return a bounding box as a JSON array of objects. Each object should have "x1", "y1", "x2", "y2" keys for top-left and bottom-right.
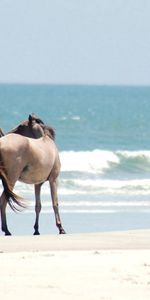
[{"x1": 0, "y1": 115, "x2": 66, "y2": 235}]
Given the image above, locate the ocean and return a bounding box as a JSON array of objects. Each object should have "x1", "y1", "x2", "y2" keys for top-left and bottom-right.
[{"x1": 0, "y1": 84, "x2": 150, "y2": 235}]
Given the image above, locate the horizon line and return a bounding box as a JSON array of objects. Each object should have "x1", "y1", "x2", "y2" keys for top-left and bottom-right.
[{"x1": 0, "y1": 82, "x2": 150, "y2": 88}]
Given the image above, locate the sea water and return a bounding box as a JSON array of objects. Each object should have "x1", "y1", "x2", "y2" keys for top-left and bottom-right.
[{"x1": 0, "y1": 84, "x2": 150, "y2": 235}]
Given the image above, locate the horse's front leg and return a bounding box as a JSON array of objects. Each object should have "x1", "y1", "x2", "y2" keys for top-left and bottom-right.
[
  {"x1": 0, "y1": 192, "x2": 11, "y2": 236},
  {"x1": 33, "y1": 183, "x2": 42, "y2": 235},
  {"x1": 49, "y1": 178, "x2": 66, "y2": 234}
]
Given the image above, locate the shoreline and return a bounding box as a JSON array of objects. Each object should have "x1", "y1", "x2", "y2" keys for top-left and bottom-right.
[
  {"x1": 2, "y1": 210, "x2": 150, "y2": 237},
  {"x1": 1, "y1": 229, "x2": 150, "y2": 253}
]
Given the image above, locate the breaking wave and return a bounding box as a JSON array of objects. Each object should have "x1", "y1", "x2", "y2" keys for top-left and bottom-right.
[
  {"x1": 1, "y1": 149, "x2": 150, "y2": 214},
  {"x1": 60, "y1": 149, "x2": 150, "y2": 174}
]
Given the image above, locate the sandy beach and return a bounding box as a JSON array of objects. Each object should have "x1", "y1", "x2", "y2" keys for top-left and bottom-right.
[{"x1": 0, "y1": 230, "x2": 150, "y2": 300}]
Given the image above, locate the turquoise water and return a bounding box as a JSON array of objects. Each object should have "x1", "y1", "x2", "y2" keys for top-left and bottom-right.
[
  {"x1": 0, "y1": 84, "x2": 150, "y2": 235},
  {"x1": 1, "y1": 84, "x2": 150, "y2": 151}
]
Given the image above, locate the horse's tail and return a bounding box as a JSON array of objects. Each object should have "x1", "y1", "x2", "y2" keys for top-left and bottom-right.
[
  {"x1": 0, "y1": 166, "x2": 26, "y2": 211},
  {"x1": 0, "y1": 128, "x2": 5, "y2": 137}
]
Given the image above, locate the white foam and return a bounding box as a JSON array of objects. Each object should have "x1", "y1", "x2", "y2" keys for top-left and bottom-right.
[{"x1": 60, "y1": 150, "x2": 119, "y2": 173}]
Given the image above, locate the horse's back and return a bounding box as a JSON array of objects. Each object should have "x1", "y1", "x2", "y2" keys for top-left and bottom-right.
[
  {"x1": 0, "y1": 133, "x2": 29, "y2": 155},
  {"x1": 0, "y1": 133, "x2": 58, "y2": 160},
  {"x1": 0, "y1": 132, "x2": 28, "y2": 144}
]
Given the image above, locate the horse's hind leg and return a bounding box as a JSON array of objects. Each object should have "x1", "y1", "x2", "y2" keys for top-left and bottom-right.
[
  {"x1": 0, "y1": 192, "x2": 11, "y2": 235},
  {"x1": 49, "y1": 178, "x2": 66, "y2": 234},
  {"x1": 33, "y1": 183, "x2": 42, "y2": 235}
]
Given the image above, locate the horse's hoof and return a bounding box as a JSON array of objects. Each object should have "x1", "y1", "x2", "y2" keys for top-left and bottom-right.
[
  {"x1": 5, "y1": 232, "x2": 11, "y2": 236},
  {"x1": 59, "y1": 229, "x2": 66, "y2": 234},
  {"x1": 33, "y1": 231, "x2": 40, "y2": 235}
]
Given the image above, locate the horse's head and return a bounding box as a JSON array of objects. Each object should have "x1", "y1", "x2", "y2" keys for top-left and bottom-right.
[
  {"x1": 28, "y1": 114, "x2": 55, "y2": 139},
  {"x1": 10, "y1": 113, "x2": 55, "y2": 140},
  {"x1": 28, "y1": 113, "x2": 44, "y2": 125},
  {"x1": 28, "y1": 113, "x2": 46, "y2": 138}
]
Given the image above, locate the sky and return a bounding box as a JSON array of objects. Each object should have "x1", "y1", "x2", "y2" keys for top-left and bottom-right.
[{"x1": 0, "y1": 0, "x2": 150, "y2": 85}]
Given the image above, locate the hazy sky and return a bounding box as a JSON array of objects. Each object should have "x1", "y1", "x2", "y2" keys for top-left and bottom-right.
[{"x1": 0, "y1": 0, "x2": 150, "y2": 85}]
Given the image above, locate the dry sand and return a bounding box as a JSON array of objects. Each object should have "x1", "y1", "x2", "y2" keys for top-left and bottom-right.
[{"x1": 0, "y1": 230, "x2": 150, "y2": 300}]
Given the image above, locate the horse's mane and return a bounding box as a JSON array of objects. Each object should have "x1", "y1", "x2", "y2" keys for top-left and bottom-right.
[{"x1": 41, "y1": 124, "x2": 55, "y2": 140}]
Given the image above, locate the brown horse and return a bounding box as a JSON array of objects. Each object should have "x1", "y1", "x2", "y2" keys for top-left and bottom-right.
[{"x1": 0, "y1": 115, "x2": 66, "y2": 235}]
